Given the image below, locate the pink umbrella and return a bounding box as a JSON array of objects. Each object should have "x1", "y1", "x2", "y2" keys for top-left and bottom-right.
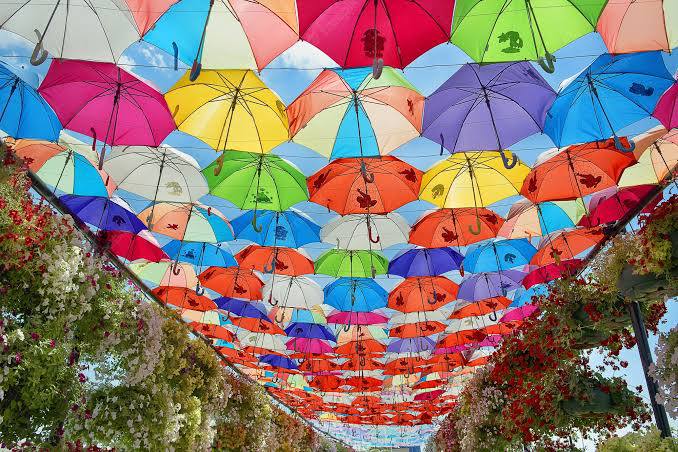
[
  {"x1": 501, "y1": 305, "x2": 539, "y2": 322},
  {"x1": 522, "y1": 259, "x2": 584, "y2": 289},
  {"x1": 327, "y1": 311, "x2": 389, "y2": 325},
  {"x1": 578, "y1": 184, "x2": 662, "y2": 228},
  {"x1": 105, "y1": 230, "x2": 168, "y2": 262},
  {"x1": 414, "y1": 389, "x2": 445, "y2": 401},
  {"x1": 38, "y1": 59, "x2": 175, "y2": 168},
  {"x1": 286, "y1": 338, "x2": 334, "y2": 354},
  {"x1": 597, "y1": 0, "x2": 675, "y2": 54},
  {"x1": 125, "y1": 0, "x2": 179, "y2": 35},
  {"x1": 654, "y1": 81, "x2": 678, "y2": 130}
]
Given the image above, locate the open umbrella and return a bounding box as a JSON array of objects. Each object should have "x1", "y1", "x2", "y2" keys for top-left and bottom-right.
[
  {"x1": 297, "y1": 0, "x2": 453, "y2": 71},
  {"x1": 288, "y1": 67, "x2": 423, "y2": 159},
  {"x1": 104, "y1": 230, "x2": 167, "y2": 262},
  {"x1": 544, "y1": 52, "x2": 674, "y2": 149},
  {"x1": 618, "y1": 128, "x2": 678, "y2": 187},
  {"x1": 448, "y1": 296, "x2": 512, "y2": 319},
  {"x1": 262, "y1": 275, "x2": 323, "y2": 309},
  {"x1": 654, "y1": 81, "x2": 678, "y2": 130},
  {"x1": 458, "y1": 270, "x2": 525, "y2": 301},
  {"x1": 409, "y1": 208, "x2": 503, "y2": 248},
  {"x1": 315, "y1": 250, "x2": 388, "y2": 278},
  {"x1": 162, "y1": 241, "x2": 237, "y2": 267},
  {"x1": 0, "y1": 63, "x2": 61, "y2": 140},
  {"x1": 531, "y1": 227, "x2": 605, "y2": 266},
  {"x1": 388, "y1": 247, "x2": 463, "y2": 278},
  {"x1": 521, "y1": 259, "x2": 583, "y2": 289},
  {"x1": 215, "y1": 297, "x2": 268, "y2": 320},
  {"x1": 138, "y1": 202, "x2": 234, "y2": 242},
  {"x1": 308, "y1": 156, "x2": 422, "y2": 214},
  {"x1": 39, "y1": 60, "x2": 175, "y2": 167},
  {"x1": 321, "y1": 213, "x2": 409, "y2": 251},
  {"x1": 578, "y1": 185, "x2": 661, "y2": 227},
  {"x1": 231, "y1": 209, "x2": 320, "y2": 248},
  {"x1": 324, "y1": 278, "x2": 388, "y2": 312},
  {"x1": 152, "y1": 286, "x2": 216, "y2": 311},
  {"x1": 236, "y1": 245, "x2": 314, "y2": 276},
  {"x1": 286, "y1": 323, "x2": 336, "y2": 342},
  {"x1": 327, "y1": 311, "x2": 389, "y2": 326},
  {"x1": 388, "y1": 277, "x2": 458, "y2": 313},
  {"x1": 451, "y1": 0, "x2": 606, "y2": 72},
  {"x1": 463, "y1": 239, "x2": 536, "y2": 273},
  {"x1": 423, "y1": 62, "x2": 555, "y2": 161},
  {"x1": 60, "y1": 195, "x2": 145, "y2": 233},
  {"x1": 198, "y1": 266, "x2": 264, "y2": 300},
  {"x1": 498, "y1": 199, "x2": 585, "y2": 239},
  {"x1": 129, "y1": 261, "x2": 198, "y2": 288},
  {"x1": 37, "y1": 152, "x2": 115, "y2": 197},
  {"x1": 165, "y1": 69, "x2": 288, "y2": 153}
]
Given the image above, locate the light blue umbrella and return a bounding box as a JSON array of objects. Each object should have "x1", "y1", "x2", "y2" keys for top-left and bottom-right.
[
  {"x1": 324, "y1": 277, "x2": 388, "y2": 312},
  {"x1": 162, "y1": 240, "x2": 236, "y2": 267},
  {"x1": 464, "y1": 239, "x2": 537, "y2": 273},
  {"x1": 231, "y1": 209, "x2": 320, "y2": 248}
]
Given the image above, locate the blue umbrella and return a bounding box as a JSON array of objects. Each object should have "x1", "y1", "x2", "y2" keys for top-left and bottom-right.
[
  {"x1": 323, "y1": 278, "x2": 388, "y2": 312},
  {"x1": 285, "y1": 322, "x2": 336, "y2": 341},
  {"x1": 388, "y1": 247, "x2": 463, "y2": 277},
  {"x1": 60, "y1": 195, "x2": 146, "y2": 233},
  {"x1": 231, "y1": 209, "x2": 320, "y2": 248},
  {"x1": 0, "y1": 62, "x2": 61, "y2": 140},
  {"x1": 511, "y1": 284, "x2": 549, "y2": 308},
  {"x1": 544, "y1": 51, "x2": 674, "y2": 150},
  {"x1": 214, "y1": 297, "x2": 268, "y2": 320},
  {"x1": 387, "y1": 337, "x2": 435, "y2": 354},
  {"x1": 458, "y1": 270, "x2": 526, "y2": 301},
  {"x1": 464, "y1": 239, "x2": 537, "y2": 273},
  {"x1": 162, "y1": 240, "x2": 236, "y2": 268},
  {"x1": 260, "y1": 354, "x2": 298, "y2": 370}
]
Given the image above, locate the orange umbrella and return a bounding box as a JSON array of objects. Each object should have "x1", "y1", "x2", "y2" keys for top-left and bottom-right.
[
  {"x1": 345, "y1": 376, "x2": 383, "y2": 390},
  {"x1": 198, "y1": 266, "x2": 263, "y2": 300},
  {"x1": 409, "y1": 208, "x2": 504, "y2": 248},
  {"x1": 298, "y1": 359, "x2": 342, "y2": 373},
  {"x1": 151, "y1": 286, "x2": 216, "y2": 311},
  {"x1": 9, "y1": 138, "x2": 66, "y2": 171},
  {"x1": 383, "y1": 357, "x2": 427, "y2": 375},
  {"x1": 229, "y1": 317, "x2": 284, "y2": 335},
  {"x1": 389, "y1": 321, "x2": 446, "y2": 338},
  {"x1": 235, "y1": 245, "x2": 314, "y2": 276},
  {"x1": 309, "y1": 375, "x2": 344, "y2": 391},
  {"x1": 531, "y1": 226, "x2": 605, "y2": 266},
  {"x1": 188, "y1": 322, "x2": 235, "y2": 342},
  {"x1": 448, "y1": 297, "x2": 512, "y2": 319},
  {"x1": 437, "y1": 330, "x2": 487, "y2": 349},
  {"x1": 340, "y1": 357, "x2": 383, "y2": 371},
  {"x1": 388, "y1": 276, "x2": 458, "y2": 312},
  {"x1": 334, "y1": 339, "x2": 386, "y2": 355}
]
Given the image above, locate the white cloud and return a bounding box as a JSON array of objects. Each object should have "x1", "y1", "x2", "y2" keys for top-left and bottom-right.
[{"x1": 274, "y1": 41, "x2": 337, "y2": 70}]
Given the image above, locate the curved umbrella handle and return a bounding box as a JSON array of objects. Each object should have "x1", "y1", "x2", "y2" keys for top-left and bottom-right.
[
  {"x1": 263, "y1": 259, "x2": 275, "y2": 274},
  {"x1": 195, "y1": 283, "x2": 205, "y2": 296},
  {"x1": 427, "y1": 289, "x2": 438, "y2": 305},
  {"x1": 213, "y1": 154, "x2": 225, "y2": 177},
  {"x1": 372, "y1": 57, "x2": 383, "y2": 80},
  {"x1": 360, "y1": 160, "x2": 375, "y2": 183},
  {"x1": 90, "y1": 128, "x2": 97, "y2": 152},
  {"x1": 251, "y1": 212, "x2": 263, "y2": 233},
  {"x1": 488, "y1": 310, "x2": 497, "y2": 322},
  {"x1": 172, "y1": 42, "x2": 179, "y2": 71},
  {"x1": 614, "y1": 135, "x2": 636, "y2": 153},
  {"x1": 275, "y1": 309, "x2": 286, "y2": 324},
  {"x1": 189, "y1": 60, "x2": 202, "y2": 81},
  {"x1": 367, "y1": 221, "x2": 380, "y2": 244},
  {"x1": 371, "y1": 265, "x2": 377, "y2": 279},
  {"x1": 537, "y1": 51, "x2": 556, "y2": 74},
  {"x1": 439, "y1": 133, "x2": 445, "y2": 156},
  {"x1": 468, "y1": 217, "x2": 482, "y2": 235},
  {"x1": 499, "y1": 149, "x2": 517, "y2": 169},
  {"x1": 30, "y1": 30, "x2": 48, "y2": 66},
  {"x1": 268, "y1": 293, "x2": 278, "y2": 306},
  {"x1": 171, "y1": 261, "x2": 182, "y2": 276}
]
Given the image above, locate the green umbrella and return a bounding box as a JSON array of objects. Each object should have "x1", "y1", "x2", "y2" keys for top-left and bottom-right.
[
  {"x1": 314, "y1": 250, "x2": 388, "y2": 278},
  {"x1": 450, "y1": 0, "x2": 606, "y2": 72},
  {"x1": 202, "y1": 150, "x2": 308, "y2": 221}
]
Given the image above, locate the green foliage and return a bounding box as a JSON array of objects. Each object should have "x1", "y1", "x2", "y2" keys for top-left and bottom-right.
[{"x1": 597, "y1": 428, "x2": 678, "y2": 452}]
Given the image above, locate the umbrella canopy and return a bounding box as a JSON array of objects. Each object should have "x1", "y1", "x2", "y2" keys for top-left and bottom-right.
[
  {"x1": 463, "y1": 239, "x2": 537, "y2": 273},
  {"x1": 231, "y1": 209, "x2": 320, "y2": 248},
  {"x1": 521, "y1": 139, "x2": 637, "y2": 203},
  {"x1": 198, "y1": 266, "x2": 264, "y2": 300},
  {"x1": 423, "y1": 62, "x2": 555, "y2": 154},
  {"x1": 0, "y1": 0, "x2": 140, "y2": 63},
  {"x1": 0, "y1": 63, "x2": 61, "y2": 140},
  {"x1": 448, "y1": 296, "x2": 512, "y2": 319},
  {"x1": 578, "y1": 185, "x2": 661, "y2": 227},
  {"x1": 288, "y1": 67, "x2": 423, "y2": 159},
  {"x1": 544, "y1": 52, "x2": 674, "y2": 148},
  {"x1": 261, "y1": 354, "x2": 298, "y2": 371},
  {"x1": 165, "y1": 70, "x2": 288, "y2": 153},
  {"x1": 287, "y1": 338, "x2": 334, "y2": 355},
  {"x1": 104, "y1": 230, "x2": 167, "y2": 262},
  {"x1": 236, "y1": 245, "x2": 314, "y2": 276},
  {"x1": 420, "y1": 151, "x2": 530, "y2": 208},
  {"x1": 388, "y1": 277, "x2": 458, "y2": 313},
  {"x1": 654, "y1": 81, "x2": 678, "y2": 130},
  {"x1": 7, "y1": 139, "x2": 66, "y2": 171},
  {"x1": 321, "y1": 213, "x2": 410, "y2": 251},
  {"x1": 129, "y1": 261, "x2": 198, "y2": 288},
  {"x1": 215, "y1": 297, "x2": 268, "y2": 320},
  {"x1": 203, "y1": 151, "x2": 308, "y2": 212},
  {"x1": 327, "y1": 311, "x2": 389, "y2": 326},
  {"x1": 531, "y1": 227, "x2": 606, "y2": 266},
  {"x1": 315, "y1": 250, "x2": 389, "y2": 278},
  {"x1": 239, "y1": 332, "x2": 288, "y2": 354},
  {"x1": 388, "y1": 248, "x2": 463, "y2": 278},
  {"x1": 152, "y1": 286, "x2": 216, "y2": 311},
  {"x1": 324, "y1": 278, "x2": 388, "y2": 312},
  {"x1": 451, "y1": 0, "x2": 606, "y2": 71},
  {"x1": 522, "y1": 259, "x2": 583, "y2": 289},
  {"x1": 308, "y1": 156, "x2": 422, "y2": 214},
  {"x1": 138, "y1": 202, "x2": 234, "y2": 242},
  {"x1": 60, "y1": 195, "x2": 145, "y2": 232},
  {"x1": 458, "y1": 270, "x2": 525, "y2": 301},
  {"x1": 37, "y1": 152, "x2": 115, "y2": 197},
  {"x1": 619, "y1": 128, "x2": 678, "y2": 187},
  {"x1": 498, "y1": 199, "x2": 585, "y2": 239},
  {"x1": 409, "y1": 208, "x2": 503, "y2": 248},
  {"x1": 162, "y1": 241, "x2": 237, "y2": 267},
  {"x1": 262, "y1": 275, "x2": 323, "y2": 309},
  {"x1": 297, "y1": 0, "x2": 453, "y2": 69},
  {"x1": 285, "y1": 322, "x2": 336, "y2": 341}
]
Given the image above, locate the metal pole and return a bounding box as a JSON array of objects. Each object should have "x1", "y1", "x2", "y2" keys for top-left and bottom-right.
[{"x1": 627, "y1": 300, "x2": 672, "y2": 438}]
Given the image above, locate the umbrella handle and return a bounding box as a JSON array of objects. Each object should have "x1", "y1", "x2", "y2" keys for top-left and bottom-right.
[
  {"x1": 268, "y1": 293, "x2": 278, "y2": 306},
  {"x1": 499, "y1": 149, "x2": 517, "y2": 169},
  {"x1": 468, "y1": 217, "x2": 482, "y2": 235},
  {"x1": 360, "y1": 160, "x2": 375, "y2": 183},
  {"x1": 263, "y1": 260, "x2": 275, "y2": 274},
  {"x1": 537, "y1": 51, "x2": 556, "y2": 74},
  {"x1": 213, "y1": 154, "x2": 225, "y2": 177},
  {"x1": 172, "y1": 42, "x2": 179, "y2": 71},
  {"x1": 171, "y1": 261, "x2": 182, "y2": 275},
  {"x1": 275, "y1": 309, "x2": 286, "y2": 324},
  {"x1": 30, "y1": 30, "x2": 48, "y2": 66},
  {"x1": 90, "y1": 128, "x2": 97, "y2": 152},
  {"x1": 367, "y1": 221, "x2": 380, "y2": 244},
  {"x1": 372, "y1": 57, "x2": 383, "y2": 80},
  {"x1": 251, "y1": 213, "x2": 263, "y2": 233},
  {"x1": 189, "y1": 60, "x2": 202, "y2": 81},
  {"x1": 439, "y1": 133, "x2": 445, "y2": 156},
  {"x1": 195, "y1": 283, "x2": 205, "y2": 296},
  {"x1": 371, "y1": 266, "x2": 377, "y2": 279},
  {"x1": 427, "y1": 289, "x2": 438, "y2": 305},
  {"x1": 359, "y1": 355, "x2": 366, "y2": 367},
  {"x1": 489, "y1": 310, "x2": 497, "y2": 322},
  {"x1": 614, "y1": 135, "x2": 636, "y2": 153}
]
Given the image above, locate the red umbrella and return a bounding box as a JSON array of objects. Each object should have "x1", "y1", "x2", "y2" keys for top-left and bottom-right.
[
  {"x1": 448, "y1": 297, "x2": 512, "y2": 319},
  {"x1": 409, "y1": 208, "x2": 504, "y2": 248},
  {"x1": 340, "y1": 357, "x2": 384, "y2": 371},
  {"x1": 531, "y1": 227, "x2": 606, "y2": 266},
  {"x1": 309, "y1": 375, "x2": 344, "y2": 391},
  {"x1": 388, "y1": 276, "x2": 459, "y2": 312},
  {"x1": 104, "y1": 230, "x2": 167, "y2": 262},
  {"x1": 521, "y1": 138, "x2": 637, "y2": 202},
  {"x1": 307, "y1": 156, "x2": 422, "y2": 214},
  {"x1": 235, "y1": 245, "x2": 314, "y2": 276},
  {"x1": 230, "y1": 317, "x2": 284, "y2": 335},
  {"x1": 389, "y1": 321, "x2": 446, "y2": 338},
  {"x1": 198, "y1": 267, "x2": 263, "y2": 300},
  {"x1": 522, "y1": 259, "x2": 584, "y2": 288},
  {"x1": 152, "y1": 286, "x2": 216, "y2": 311},
  {"x1": 188, "y1": 322, "x2": 235, "y2": 342},
  {"x1": 334, "y1": 339, "x2": 386, "y2": 355},
  {"x1": 578, "y1": 184, "x2": 662, "y2": 227},
  {"x1": 345, "y1": 376, "x2": 382, "y2": 391}
]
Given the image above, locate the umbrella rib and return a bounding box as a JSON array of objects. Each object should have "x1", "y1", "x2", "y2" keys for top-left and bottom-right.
[
  {"x1": 340, "y1": 0, "x2": 372, "y2": 66},
  {"x1": 379, "y1": 0, "x2": 404, "y2": 68},
  {"x1": 84, "y1": 0, "x2": 119, "y2": 61}
]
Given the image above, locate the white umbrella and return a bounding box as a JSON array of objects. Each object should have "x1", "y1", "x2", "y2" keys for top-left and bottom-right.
[
  {"x1": 320, "y1": 213, "x2": 410, "y2": 250},
  {"x1": 444, "y1": 312, "x2": 499, "y2": 334},
  {"x1": 262, "y1": 275, "x2": 323, "y2": 309},
  {"x1": 1, "y1": 0, "x2": 140, "y2": 64},
  {"x1": 237, "y1": 331, "x2": 288, "y2": 353}
]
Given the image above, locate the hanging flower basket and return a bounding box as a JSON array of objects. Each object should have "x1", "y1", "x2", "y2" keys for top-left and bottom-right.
[
  {"x1": 571, "y1": 305, "x2": 631, "y2": 349},
  {"x1": 561, "y1": 385, "x2": 629, "y2": 418}
]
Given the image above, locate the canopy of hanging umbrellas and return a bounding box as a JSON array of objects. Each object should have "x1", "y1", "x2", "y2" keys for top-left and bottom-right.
[{"x1": 1, "y1": 0, "x2": 677, "y2": 447}]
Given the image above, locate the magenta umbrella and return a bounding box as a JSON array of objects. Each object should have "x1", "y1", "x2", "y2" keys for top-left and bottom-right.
[
  {"x1": 327, "y1": 311, "x2": 389, "y2": 326},
  {"x1": 285, "y1": 338, "x2": 334, "y2": 354},
  {"x1": 578, "y1": 184, "x2": 662, "y2": 228},
  {"x1": 654, "y1": 81, "x2": 677, "y2": 130},
  {"x1": 38, "y1": 59, "x2": 175, "y2": 168}
]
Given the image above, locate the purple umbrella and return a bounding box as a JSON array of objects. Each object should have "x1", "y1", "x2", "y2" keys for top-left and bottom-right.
[
  {"x1": 214, "y1": 297, "x2": 268, "y2": 320},
  {"x1": 285, "y1": 322, "x2": 336, "y2": 342},
  {"x1": 458, "y1": 270, "x2": 526, "y2": 301},
  {"x1": 260, "y1": 354, "x2": 298, "y2": 370},
  {"x1": 387, "y1": 337, "x2": 436, "y2": 354},
  {"x1": 388, "y1": 247, "x2": 463, "y2": 277},
  {"x1": 422, "y1": 62, "x2": 556, "y2": 168},
  {"x1": 60, "y1": 195, "x2": 146, "y2": 233}
]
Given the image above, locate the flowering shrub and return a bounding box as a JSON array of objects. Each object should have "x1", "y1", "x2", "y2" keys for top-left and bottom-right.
[{"x1": 651, "y1": 325, "x2": 677, "y2": 417}]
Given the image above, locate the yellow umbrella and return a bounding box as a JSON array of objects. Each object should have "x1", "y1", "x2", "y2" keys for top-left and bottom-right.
[
  {"x1": 420, "y1": 151, "x2": 530, "y2": 208},
  {"x1": 618, "y1": 127, "x2": 678, "y2": 187},
  {"x1": 165, "y1": 69, "x2": 289, "y2": 154}
]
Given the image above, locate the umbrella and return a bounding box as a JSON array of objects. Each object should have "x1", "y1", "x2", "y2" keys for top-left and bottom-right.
[
  {"x1": 321, "y1": 213, "x2": 409, "y2": 250},
  {"x1": 0, "y1": 0, "x2": 140, "y2": 64},
  {"x1": 387, "y1": 337, "x2": 436, "y2": 354},
  {"x1": 231, "y1": 209, "x2": 320, "y2": 248},
  {"x1": 270, "y1": 307, "x2": 326, "y2": 325},
  {"x1": 190, "y1": 322, "x2": 235, "y2": 342},
  {"x1": 463, "y1": 239, "x2": 537, "y2": 273},
  {"x1": 423, "y1": 62, "x2": 555, "y2": 160},
  {"x1": 152, "y1": 286, "x2": 216, "y2": 311},
  {"x1": 198, "y1": 266, "x2": 264, "y2": 300},
  {"x1": 619, "y1": 128, "x2": 678, "y2": 187},
  {"x1": 388, "y1": 277, "x2": 458, "y2": 313},
  {"x1": 287, "y1": 67, "x2": 423, "y2": 159},
  {"x1": 162, "y1": 241, "x2": 237, "y2": 267},
  {"x1": 144, "y1": 0, "x2": 297, "y2": 74},
  {"x1": 286, "y1": 338, "x2": 334, "y2": 355},
  {"x1": 0, "y1": 63, "x2": 61, "y2": 140},
  {"x1": 409, "y1": 208, "x2": 504, "y2": 248},
  {"x1": 60, "y1": 195, "x2": 145, "y2": 233},
  {"x1": 215, "y1": 297, "x2": 268, "y2": 320},
  {"x1": 39, "y1": 60, "x2": 175, "y2": 167},
  {"x1": 448, "y1": 297, "x2": 512, "y2": 319},
  {"x1": 138, "y1": 202, "x2": 234, "y2": 242},
  {"x1": 597, "y1": 0, "x2": 677, "y2": 54},
  {"x1": 388, "y1": 248, "x2": 463, "y2": 278},
  {"x1": 498, "y1": 199, "x2": 585, "y2": 239},
  {"x1": 307, "y1": 156, "x2": 422, "y2": 214},
  {"x1": 285, "y1": 323, "x2": 336, "y2": 342},
  {"x1": 324, "y1": 278, "x2": 388, "y2": 312},
  {"x1": 262, "y1": 275, "x2": 324, "y2": 309},
  {"x1": 521, "y1": 139, "x2": 637, "y2": 203},
  {"x1": 239, "y1": 332, "x2": 288, "y2": 354},
  {"x1": 202, "y1": 151, "x2": 308, "y2": 215},
  {"x1": 420, "y1": 151, "x2": 530, "y2": 208},
  {"x1": 531, "y1": 227, "x2": 605, "y2": 266},
  {"x1": 578, "y1": 185, "x2": 661, "y2": 227},
  {"x1": 458, "y1": 270, "x2": 525, "y2": 301},
  {"x1": 7, "y1": 139, "x2": 65, "y2": 171},
  {"x1": 654, "y1": 81, "x2": 678, "y2": 130},
  {"x1": 103, "y1": 145, "x2": 208, "y2": 203},
  {"x1": 315, "y1": 250, "x2": 388, "y2": 278},
  {"x1": 36, "y1": 151, "x2": 115, "y2": 196},
  {"x1": 104, "y1": 230, "x2": 167, "y2": 262},
  {"x1": 165, "y1": 70, "x2": 288, "y2": 153},
  {"x1": 327, "y1": 311, "x2": 389, "y2": 326},
  {"x1": 544, "y1": 52, "x2": 674, "y2": 149},
  {"x1": 522, "y1": 259, "x2": 583, "y2": 289},
  {"x1": 236, "y1": 245, "x2": 314, "y2": 276},
  {"x1": 129, "y1": 261, "x2": 198, "y2": 288},
  {"x1": 451, "y1": 0, "x2": 606, "y2": 72},
  {"x1": 297, "y1": 0, "x2": 453, "y2": 71},
  {"x1": 261, "y1": 354, "x2": 298, "y2": 371},
  {"x1": 389, "y1": 320, "x2": 446, "y2": 338},
  {"x1": 230, "y1": 317, "x2": 285, "y2": 335}
]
